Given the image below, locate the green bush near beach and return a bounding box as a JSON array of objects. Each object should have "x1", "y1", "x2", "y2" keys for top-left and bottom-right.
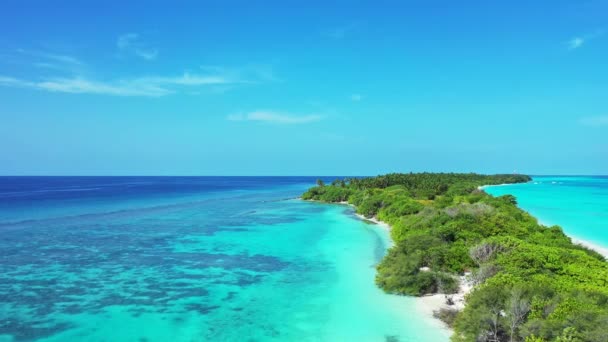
[{"x1": 302, "y1": 173, "x2": 608, "y2": 342}]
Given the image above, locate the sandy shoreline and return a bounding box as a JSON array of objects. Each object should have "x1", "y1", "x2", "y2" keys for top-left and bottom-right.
[
  {"x1": 355, "y1": 213, "x2": 469, "y2": 332},
  {"x1": 416, "y1": 273, "x2": 472, "y2": 325},
  {"x1": 534, "y1": 218, "x2": 608, "y2": 259},
  {"x1": 354, "y1": 212, "x2": 457, "y2": 337},
  {"x1": 305, "y1": 198, "x2": 456, "y2": 333},
  {"x1": 331, "y1": 196, "x2": 608, "y2": 332},
  {"x1": 572, "y1": 238, "x2": 608, "y2": 258},
  {"x1": 305, "y1": 183, "x2": 608, "y2": 335},
  {"x1": 478, "y1": 185, "x2": 608, "y2": 259},
  {"x1": 333, "y1": 200, "x2": 466, "y2": 333}
]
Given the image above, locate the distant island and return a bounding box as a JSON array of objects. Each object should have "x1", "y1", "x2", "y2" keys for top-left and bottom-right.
[{"x1": 302, "y1": 173, "x2": 608, "y2": 341}]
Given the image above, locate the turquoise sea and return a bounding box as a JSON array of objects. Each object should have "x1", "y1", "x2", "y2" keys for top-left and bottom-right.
[
  {"x1": 484, "y1": 176, "x2": 608, "y2": 249},
  {"x1": 0, "y1": 177, "x2": 449, "y2": 342}
]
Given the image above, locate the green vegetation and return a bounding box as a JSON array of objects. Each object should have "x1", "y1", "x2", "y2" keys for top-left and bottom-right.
[{"x1": 302, "y1": 173, "x2": 608, "y2": 342}]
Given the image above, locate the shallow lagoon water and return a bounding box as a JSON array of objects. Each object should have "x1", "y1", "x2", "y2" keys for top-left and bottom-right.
[
  {"x1": 484, "y1": 176, "x2": 608, "y2": 248},
  {"x1": 0, "y1": 177, "x2": 449, "y2": 342}
]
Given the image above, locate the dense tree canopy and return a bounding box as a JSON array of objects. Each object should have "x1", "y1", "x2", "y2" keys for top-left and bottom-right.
[{"x1": 302, "y1": 173, "x2": 608, "y2": 342}]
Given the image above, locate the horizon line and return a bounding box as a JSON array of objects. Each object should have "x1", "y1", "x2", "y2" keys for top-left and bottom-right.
[{"x1": 0, "y1": 174, "x2": 605, "y2": 177}]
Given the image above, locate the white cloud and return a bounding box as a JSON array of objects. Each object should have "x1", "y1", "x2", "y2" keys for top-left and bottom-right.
[
  {"x1": 200, "y1": 64, "x2": 280, "y2": 84},
  {"x1": 567, "y1": 30, "x2": 604, "y2": 50},
  {"x1": 39, "y1": 53, "x2": 83, "y2": 65},
  {"x1": 228, "y1": 110, "x2": 322, "y2": 124},
  {"x1": 0, "y1": 75, "x2": 169, "y2": 96},
  {"x1": 37, "y1": 78, "x2": 171, "y2": 96},
  {"x1": 568, "y1": 37, "x2": 585, "y2": 49},
  {"x1": 117, "y1": 33, "x2": 158, "y2": 60},
  {"x1": 116, "y1": 33, "x2": 137, "y2": 49},
  {"x1": 350, "y1": 94, "x2": 363, "y2": 101},
  {"x1": 137, "y1": 73, "x2": 234, "y2": 86},
  {"x1": 1, "y1": 47, "x2": 276, "y2": 96},
  {"x1": 580, "y1": 116, "x2": 608, "y2": 126},
  {"x1": 0, "y1": 72, "x2": 239, "y2": 97},
  {"x1": 135, "y1": 49, "x2": 158, "y2": 61},
  {"x1": 16, "y1": 49, "x2": 83, "y2": 65},
  {"x1": 14, "y1": 49, "x2": 85, "y2": 73},
  {"x1": 0, "y1": 76, "x2": 32, "y2": 87}
]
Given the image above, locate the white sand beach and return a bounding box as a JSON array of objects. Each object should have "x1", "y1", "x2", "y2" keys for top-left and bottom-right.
[
  {"x1": 348, "y1": 204, "x2": 472, "y2": 332},
  {"x1": 572, "y1": 238, "x2": 608, "y2": 258}
]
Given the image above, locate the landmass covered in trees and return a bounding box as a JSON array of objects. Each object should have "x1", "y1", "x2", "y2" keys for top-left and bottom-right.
[{"x1": 302, "y1": 173, "x2": 608, "y2": 342}]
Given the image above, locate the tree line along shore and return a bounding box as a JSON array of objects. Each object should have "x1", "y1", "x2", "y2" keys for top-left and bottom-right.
[{"x1": 301, "y1": 173, "x2": 608, "y2": 342}]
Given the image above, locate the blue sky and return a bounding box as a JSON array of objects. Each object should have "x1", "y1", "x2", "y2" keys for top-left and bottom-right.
[{"x1": 0, "y1": 0, "x2": 607, "y2": 175}]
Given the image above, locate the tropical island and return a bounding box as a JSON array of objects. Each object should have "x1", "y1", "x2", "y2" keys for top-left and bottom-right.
[{"x1": 302, "y1": 173, "x2": 608, "y2": 342}]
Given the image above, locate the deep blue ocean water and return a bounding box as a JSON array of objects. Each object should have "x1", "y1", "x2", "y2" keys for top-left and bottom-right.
[
  {"x1": 0, "y1": 177, "x2": 448, "y2": 342},
  {"x1": 484, "y1": 176, "x2": 608, "y2": 249}
]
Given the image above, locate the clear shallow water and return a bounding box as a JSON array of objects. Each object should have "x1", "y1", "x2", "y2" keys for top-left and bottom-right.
[
  {"x1": 484, "y1": 176, "x2": 608, "y2": 248},
  {"x1": 0, "y1": 177, "x2": 448, "y2": 342}
]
